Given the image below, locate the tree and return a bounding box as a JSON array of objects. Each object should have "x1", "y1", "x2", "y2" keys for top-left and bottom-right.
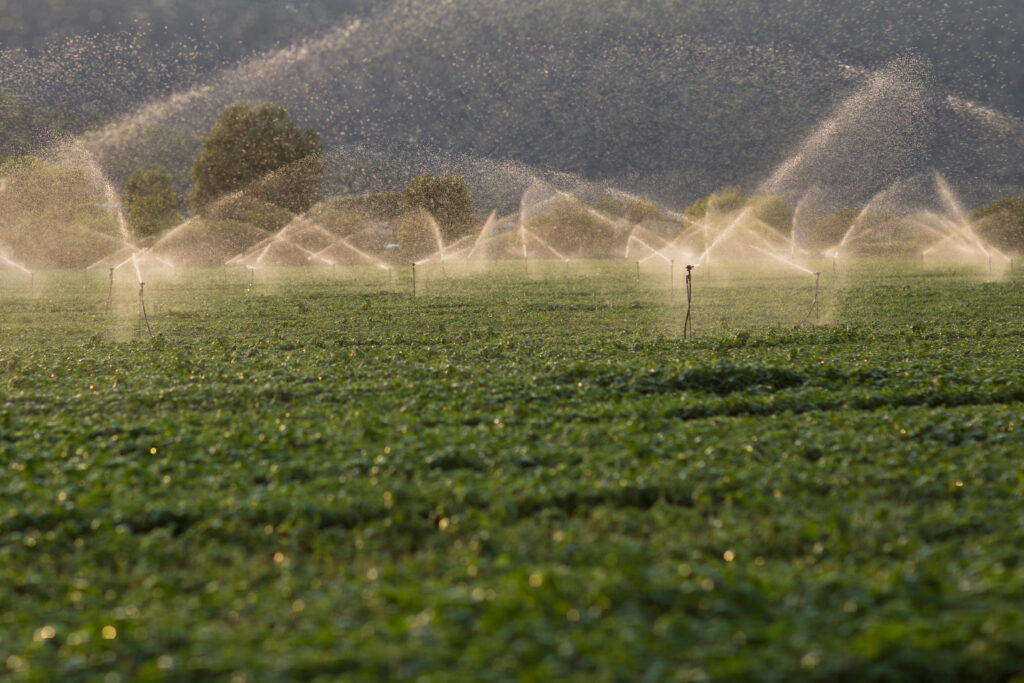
[
  {"x1": 190, "y1": 102, "x2": 323, "y2": 215},
  {"x1": 972, "y1": 196, "x2": 1024, "y2": 253},
  {"x1": 401, "y1": 173, "x2": 475, "y2": 243},
  {"x1": 123, "y1": 167, "x2": 180, "y2": 241}
]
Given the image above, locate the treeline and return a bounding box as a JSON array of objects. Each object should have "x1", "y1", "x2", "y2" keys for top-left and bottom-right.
[
  {"x1": 1, "y1": 0, "x2": 1021, "y2": 207},
  {"x1": 0, "y1": 0, "x2": 374, "y2": 54},
  {"x1": 0, "y1": 88, "x2": 82, "y2": 159}
]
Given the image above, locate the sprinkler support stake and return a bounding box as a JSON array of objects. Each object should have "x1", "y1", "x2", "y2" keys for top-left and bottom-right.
[
  {"x1": 106, "y1": 268, "x2": 114, "y2": 313},
  {"x1": 138, "y1": 282, "x2": 153, "y2": 337},
  {"x1": 802, "y1": 272, "x2": 821, "y2": 324},
  {"x1": 683, "y1": 264, "x2": 695, "y2": 338}
]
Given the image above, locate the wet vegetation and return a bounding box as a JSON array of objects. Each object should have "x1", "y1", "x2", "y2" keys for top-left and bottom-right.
[{"x1": 2, "y1": 261, "x2": 1024, "y2": 680}]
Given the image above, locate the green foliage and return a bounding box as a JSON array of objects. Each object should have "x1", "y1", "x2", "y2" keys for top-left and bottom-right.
[
  {"x1": 528, "y1": 195, "x2": 617, "y2": 257},
  {"x1": 401, "y1": 173, "x2": 475, "y2": 243},
  {"x1": 145, "y1": 217, "x2": 268, "y2": 267},
  {"x1": 203, "y1": 194, "x2": 296, "y2": 235},
  {"x1": 3, "y1": 264, "x2": 1024, "y2": 679},
  {"x1": 396, "y1": 211, "x2": 444, "y2": 263},
  {"x1": 684, "y1": 185, "x2": 748, "y2": 222},
  {"x1": 0, "y1": 155, "x2": 121, "y2": 268},
  {"x1": 972, "y1": 195, "x2": 1024, "y2": 254},
  {"x1": 328, "y1": 192, "x2": 402, "y2": 220},
  {"x1": 750, "y1": 194, "x2": 792, "y2": 233},
  {"x1": 595, "y1": 195, "x2": 663, "y2": 224},
  {"x1": 123, "y1": 167, "x2": 180, "y2": 241},
  {"x1": 311, "y1": 192, "x2": 402, "y2": 238},
  {"x1": 190, "y1": 102, "x2": 323, "y2": 214},
  {"x1": 810, "y1": 206, "x2": 861, "y2": 249}
]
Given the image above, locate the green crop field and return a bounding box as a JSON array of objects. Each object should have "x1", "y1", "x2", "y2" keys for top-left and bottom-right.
[{"x1": 3, "y1": 260, "x2": 1024, "y2": 681}]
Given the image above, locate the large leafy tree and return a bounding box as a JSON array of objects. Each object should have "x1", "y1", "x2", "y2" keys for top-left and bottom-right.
[
  {"x1": 123, "y1": 167, "x2": 180, "y2": 241},
  {"x1": 190, "y1": 102, "x2": 323, "y2": 215},
  {"x1": 401, "y1": 173, "x2": 475, "y2": 243}
]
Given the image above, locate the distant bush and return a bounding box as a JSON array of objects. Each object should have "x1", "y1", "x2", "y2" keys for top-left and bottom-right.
[
  {"x1": 202, "y1": 194, "x2": 295, "y2": 235},
  {"x1": 123, "y1": 166, "x2": 181, "y2": 241},
  {"x1": 972, "y1": 196, "x2": 1024, "y2": 254},
  {"x1": 595, "y1": 195, "x2": 663, "y2": 224},
  {"x1": 749, "y1": 195, "x2": 792, "y2": 233},
  {"x1": 401, "y1": 173, "x2": 475, "y2": 243},
  {"x1": 309, "y1": 192, "x2": 402, "y2": 249},
  {"x1": 684, "y1": 185, "x2": 748, "y2": 222},
  {"x1": 809, "y1": 207, "x2": 860, "y2": 250},
  {"x1": 529, "y1": 195, "x2": 617, "y2": 257}
]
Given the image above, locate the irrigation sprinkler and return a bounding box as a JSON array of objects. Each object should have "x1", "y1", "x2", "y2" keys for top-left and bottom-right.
[
  {"x1": 565, "y1": 259, "x2": 570, "y2": 277},
  {"x1": 106, "y1": 268, "x2": 114, "y2": 313},
  {"x1": 802, "y1": 272, "x2": 821, "y2": 324},
  {"x1": 388, "y1": 267, "x2": 393, "y2": 290},
  {"x1": 636, "y1": 261, "x2": 641, "y2": 288},
  {"x1": 683, "y1": 264, "x2": 695, "y2": 338},
  {"x1": 138, "y1": 281, "x2": 153, "y2": 337},
  {"x1": 412, "y1": 263, "x2": 417, "y2": 296},
  {"x1": 29, "y1": 272, "x2": 33, "y2": 290}
]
